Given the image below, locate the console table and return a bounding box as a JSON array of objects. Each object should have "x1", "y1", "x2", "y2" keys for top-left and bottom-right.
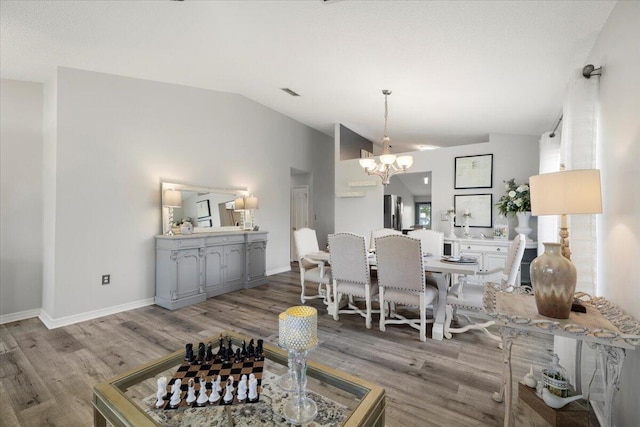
[
  {"x1": 155, "y1": 231, "x2": 268, "y2": 310},
  {"x1": 487, "y1": 291, "x2": 639, "y2": 427}
]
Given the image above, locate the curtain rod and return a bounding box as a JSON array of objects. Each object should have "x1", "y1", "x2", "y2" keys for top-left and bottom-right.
[
  {"x1": 549, "y1": 63, "x2": 602, "y2": 138},
  {"x1": 549, "y1": 114, "x2": 563, "y2": 138}
]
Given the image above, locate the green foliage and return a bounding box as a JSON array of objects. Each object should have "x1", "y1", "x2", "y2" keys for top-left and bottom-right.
[{"x1": 495, "y1": 178, "x2": 531, "y2": 216}]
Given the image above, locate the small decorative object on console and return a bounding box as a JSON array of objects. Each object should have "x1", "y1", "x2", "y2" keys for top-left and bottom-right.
[{"x1": 542, "y1": 354, "x2": 570, "y2": 398}]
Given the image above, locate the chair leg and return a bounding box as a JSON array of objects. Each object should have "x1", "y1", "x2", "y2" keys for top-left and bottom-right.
[
  {"x1": 420, "y1": 295, "x2": 426, "y2": 342},
  {"x1": 332, "y1": 281, "x2": 340, "y2": 321},
  {"x1": 365, "y1": 291, "x2": 372, "y2": 329},
  {"x1": 379, "y1": 289, "x2": 386, "y2": 332},
  {"x1": 300, "y1": 277, "x2": 306, "y2": 304}
]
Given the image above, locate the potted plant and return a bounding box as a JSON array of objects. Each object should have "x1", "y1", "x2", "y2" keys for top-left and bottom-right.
[{"x1": 495, "y1": 179, "x2": 532, "y2": 240}]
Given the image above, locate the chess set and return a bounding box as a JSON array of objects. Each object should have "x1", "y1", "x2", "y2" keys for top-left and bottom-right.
[{"x1": 154, "y1": 335, "x2": 265, "y2": 410}]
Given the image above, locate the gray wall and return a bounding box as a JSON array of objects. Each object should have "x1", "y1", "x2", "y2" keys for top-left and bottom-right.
[
  {"x1": 0, "y1": 79, "x2": 43, "y2": 320},
  {"x1": 339, "y1": 124, "x2": 373, "y2": 160},
  {"x1": 1, "y1": 67, "x2": 335, "y2": 324}
]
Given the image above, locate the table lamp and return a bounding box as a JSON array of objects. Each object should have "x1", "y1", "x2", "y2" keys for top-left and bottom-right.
[
  {"x1": 282, "y1": 305, "x2": 318, "y2": 425},
  {"x1": 243, "y1": 195, "x2": 259, "y2": 230},
  {"x1": 163, "y1": 190, "x2": 182, "y2": 235},
  {"x1": 529, "y1": 168, "x2": 602, "y2": 318}
]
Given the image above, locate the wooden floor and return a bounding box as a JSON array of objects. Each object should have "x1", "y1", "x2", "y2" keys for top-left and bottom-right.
[{"x1": 1, "y1": 271, "x2": 565, "y2": 426}]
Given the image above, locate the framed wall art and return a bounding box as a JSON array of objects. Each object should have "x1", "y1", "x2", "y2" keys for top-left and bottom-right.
[
  {"x1": 197, "y1": 218, "x2": 213, "y2": 228},
  {"x1": 454, "y1": 154, "x2": 493, "y2": 189},
  {"x1": 454, "y1": 194, "x2": 493, "y2": 227},
  {"x1": 196, "y1": 200, "x2": 211, "y2": 218}
]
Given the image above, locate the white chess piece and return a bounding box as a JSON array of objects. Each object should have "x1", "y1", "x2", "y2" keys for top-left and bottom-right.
[
  {"x1": 248, "y1": 373, "x2": 258, "y2": 401},
  {"x1": 155, "y1": 376, "x2": 167, "y2": 408},
  {"x1": 209, "y1": 375, "x2": 221, "y2": 404},
  {"x1": 237, "y1": 374, "x2": 248, "y2": 401},
  {"x1": 223, "y1": 375, "x2": 235, "y2": 404},
  {"x1": 196, "y1": 375, "x2": 208, "y2": 406},
  {"x1": 186, "y1": 378, "x2": 197, "y2": 404},
  {"x1": 169, "y1": 379, "x2": 182, "y2": 408}
]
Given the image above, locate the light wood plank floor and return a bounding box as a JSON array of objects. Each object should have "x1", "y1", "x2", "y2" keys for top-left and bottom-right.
[{"x1": 1, "y1": 271, "x2": 578, "y2": 426}]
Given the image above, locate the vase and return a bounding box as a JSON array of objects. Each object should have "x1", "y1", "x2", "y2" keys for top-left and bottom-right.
[
  {"x1": 530, "y1": 243, "x2": 576, "y2": 319},
  {"x1": 514, "y1": 211, "x2": 533, "y2": 241}
]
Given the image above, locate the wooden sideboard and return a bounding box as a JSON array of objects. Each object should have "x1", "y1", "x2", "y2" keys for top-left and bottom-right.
[{"x1": 155, "y1": 231, "x2": 268, "y2": 310}]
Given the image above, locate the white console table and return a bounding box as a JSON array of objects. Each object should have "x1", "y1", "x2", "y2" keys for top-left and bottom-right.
[
  {"x1": 155, "y1": 231, "x2": 268, "y2": 310},
  {"x1": 488, "y1": 291, "x2": 639, "y2": 427}
]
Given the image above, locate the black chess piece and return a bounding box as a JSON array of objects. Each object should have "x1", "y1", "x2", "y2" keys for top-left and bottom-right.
[
  {"x1": 241, "y1": 340, "x2": 247, "y2": 358},
  {"x1": 197, "y1": 342, "x2": 205, "y2": 363},
  {"x1": 234, "y1": 348, "x2": 242, "y2": 363},
  {"x1": 217, "y1": 336, "x2": 225, "y2": 356},
  {"x1": 222, "y1": 346, "x2": 230, "y2": 363},
  {"x1": 256, "y1": 339, "x2": 264, "y2": 360},
  {"x1": 185, "y1": 343, "x2": 194, "y2": 363},
  {"x1": 247, "y1": 339, "x2": 255, "y2": 358},
  {"x1": 206, "y1": 342, "x2": 214, "y2": 361},
  {"x1": 227, "y1": 337, "x2": 233, "y2": 355}
]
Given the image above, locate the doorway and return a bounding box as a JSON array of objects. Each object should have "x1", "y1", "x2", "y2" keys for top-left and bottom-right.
[{"x1": 290, "y1": 177, "x2": 310, "y2": 262}]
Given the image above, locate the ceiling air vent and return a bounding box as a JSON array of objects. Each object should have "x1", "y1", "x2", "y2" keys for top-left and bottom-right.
[{"x1": 281, "y1": 88, "x2": 300, "y2": 97}]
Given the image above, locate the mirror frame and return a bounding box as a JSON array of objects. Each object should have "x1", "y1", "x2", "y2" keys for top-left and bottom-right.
[{"x1": 161, "y1": 181, "x2": 248, "y2": 234}]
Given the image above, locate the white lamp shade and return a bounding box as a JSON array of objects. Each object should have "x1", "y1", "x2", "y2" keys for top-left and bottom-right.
[
  {"x1": 396, "y1": 155, "x2": 413, "y2": 169},
  {"x1": 234, "y1": 197, "x2": 245, "y2": 210},
  {"x1": 244, "y1": 195, "x2": 259, "y2": 210},
  {"x1": 530, "y1": 169, "x2": 602, "y2": 216},
  {"x1": 359, "y1": 158, "x2": 376, "y2": 170},
  {"x1": 163, "y1": 190, "x2": 182, "y2": 208},
  {"x1": 379, "y1": 153, "x2": 396, "y2": 165}
]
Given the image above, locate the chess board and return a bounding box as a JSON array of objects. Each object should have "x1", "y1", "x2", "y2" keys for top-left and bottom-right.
[{"x1": 159, "y1": 355, "x2": 264, "y2": 410}]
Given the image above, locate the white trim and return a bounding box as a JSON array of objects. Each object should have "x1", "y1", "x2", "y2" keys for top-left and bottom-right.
[
  {"x1": 336, "y1": 191, "x2": 365, "y2": 198},
  {"x1": 38, "y1": 298, "x2": 155, "y2": 329},
  {"x1": 267, "y1": 266, "x2": 291, "y2": 276},
  {"x1": 0, "y1": 308, "x2": 42, "y2": 325}
]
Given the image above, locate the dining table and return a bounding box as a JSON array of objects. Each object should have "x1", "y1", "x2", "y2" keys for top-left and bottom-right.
[{"x1": 305, "y1": 250, "x2": 479, "y2": 341}]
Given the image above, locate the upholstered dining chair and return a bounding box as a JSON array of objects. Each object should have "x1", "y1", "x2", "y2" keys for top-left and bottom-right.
[
  {"x1": 328, "y1": 233, "x2": 378, "y2": 329},
  {"x1": 293, "y1": 228, "x2": 332, "y2": 305},
  {"x1": 407, "y1": 229, "x2": 444, "y2": 258},
  {"x1": 375, "y1": 234, "x2": 438, "y2": 342},
  {"x1": 369, "y1": 228, "x2": 402, "y2": 253},
  {"x1": 444, "y1": 234, "x2": 526, "y2": 341}
]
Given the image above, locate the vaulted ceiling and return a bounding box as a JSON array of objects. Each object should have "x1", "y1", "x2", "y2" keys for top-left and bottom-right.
[{"x1": 0, "y1": 1, "x2": 615, "y2": 153}]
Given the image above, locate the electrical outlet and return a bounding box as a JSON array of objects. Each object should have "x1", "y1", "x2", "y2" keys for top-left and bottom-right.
[{"x1": 102, "y1": 274, "x2": 110, "y2": 285}]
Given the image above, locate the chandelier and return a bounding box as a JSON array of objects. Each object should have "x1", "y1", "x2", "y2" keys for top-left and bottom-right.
[{"x1": 359, "y1": 90, "x2": 413, "y2": 185}]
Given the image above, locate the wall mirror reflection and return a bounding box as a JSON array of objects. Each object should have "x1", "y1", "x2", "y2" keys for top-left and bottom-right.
[
  {"x1": 161, "y1": 182, "x2": 248, "y2": 234},
  {"x1": 384, "y1": 172, "x2": 433, "y2": 232}
]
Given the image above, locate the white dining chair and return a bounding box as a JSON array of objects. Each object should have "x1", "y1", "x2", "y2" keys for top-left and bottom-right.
[
  {"x1": 407, "y1": 229, "x2": 444, "y2": 258},
  {"x1": 369, "y1": 228, "x2": 402, "y2": 253},
  {"x1": 293, "y1": 228, "x2": 332, "y2": 305},
  {"x1": 444, "y1": 234, "x2": 526, "y2": 341},
  {"x1": 328, "y1": 232, "x2": 378, "y2": 329},
  {"x1": 375, "y1": 234, "x2": 438, "y2": 342}
]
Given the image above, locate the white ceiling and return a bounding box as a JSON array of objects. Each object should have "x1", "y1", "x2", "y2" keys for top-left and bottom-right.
[{"x1": 0, "y1": 0, "x2": 615, "y2": 153}]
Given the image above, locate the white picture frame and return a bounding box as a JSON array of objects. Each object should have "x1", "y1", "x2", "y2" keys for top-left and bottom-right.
[{"x1": 196, "y1": 200, "x2": 210, "y2": 218}]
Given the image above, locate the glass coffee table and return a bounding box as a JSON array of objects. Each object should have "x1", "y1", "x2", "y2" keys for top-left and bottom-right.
[{"x1": 93, "y1": 331, "x2": 385, "y2": 427}]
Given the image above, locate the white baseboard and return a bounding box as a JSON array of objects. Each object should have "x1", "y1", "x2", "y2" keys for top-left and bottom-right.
[
  {"x1": 267, "y1": 266, "x2": 291, "y2": 276},
  {"x1": 0, "y1": 308, "x2": 42, "y2": 325},
  {"x1": 38, "y1": 298, "x2": 155, "y2": 330}
]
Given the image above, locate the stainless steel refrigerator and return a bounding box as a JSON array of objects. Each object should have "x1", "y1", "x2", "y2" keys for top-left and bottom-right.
[{"x1": 383, "y1": 195, "x2": 402, "y2": 230}]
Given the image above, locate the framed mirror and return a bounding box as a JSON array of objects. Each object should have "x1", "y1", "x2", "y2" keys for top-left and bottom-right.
[
  {"x1": 161, "y1": 181, "x2": 248, "y2": 234},
  {"x1": 385, "y1": 171, "x2": 433, "y2": 231}
]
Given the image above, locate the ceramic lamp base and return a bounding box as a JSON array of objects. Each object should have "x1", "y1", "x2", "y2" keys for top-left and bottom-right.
[{"x1": 531, "y1": 242, "x2": 577, "y2": 319}]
